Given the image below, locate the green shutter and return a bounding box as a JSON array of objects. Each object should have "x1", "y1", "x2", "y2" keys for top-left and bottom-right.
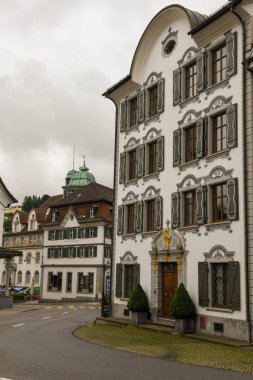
[
  {"x1": 73, "y1": 247, "x2": 77, "y2": 258},
  {"x1": 85, "y1": 247, "x2": 88, "y2": 258},
  {"x1": 77, "y1": 228, "x2": 81, "y2": 238},
  {"x1": 94, "y1": 227, "x2": 98, "y2": 237},
  {"x1": 85, "y1": 228, "x2": 89, "y2": 238},
  {"x1": 228, "y1": 261, "x2": 240, "y2": 310},
  {"x1": 76, "y1": 247, "x2": 80, "y2": 258},
  {"x1": 93, "y1": 246, "x2": 97, "y2": 257},
  {"x1": 133, "y1": 264, "x2": 140, "y2": 290},
  {"x1": 156, "y1": 136, "x2": 164, "y2": 172},
  {"x1": 73, "y1": 229, "x2": 77, "y2": 239},
  {"x1": 54, "y1": 249, "x2": 58, "y2": 259},
  {"x1": 171, "y1": 192, "x2": 180, "y2": 229},
  {"x1": 120, "y1": 100, "x2": 127, "y2": 132},
  {"x1": 116, "y1": 263, "x2": 123, "y2": 298},
  {"x1": 173, "y1": 68, "x2": 181, "y2": 105},
  {"x1": 63, "y1": 229, "x2": 68, "y2": 239},
  {"x1": 198, "y1": 262, "x2": 209, "y2": 307},
  {"x1": 157, "y1": 78, "x2": 165, "y2": 114},
  {"x1": 195, "y1": 186, "x2": 207, "y2": 225},
  {"x1": 48, "y1": 248, "x2": 51, "y2": 258},
  {"x1": 119, "y1": 152, "x2": 126, "y2": 184},
  {"x1": 173, "y1": 129, "x2": 181, "y2": 167},
  {"x1": 55, "y1": 231, "x2": 59, "y2": 240},
  {"x1": 196, "y1": 51, "x2": 206, "y2": 93},
  {"x1": 226, "y1": 32, "x2": 237, "y2": 77},
  {"x1": 63, "y1": 247, "x2": 68, "y2": 258},
  {"x1": 48, "y1": 231, "x2": 52, "y2": 240},
  {"x1": 137, "y1": 88, "x2": 145, "y2": 124},
  {"x1": 226, "y1": 104, "x2": 237, "y2": 149},
  {"x1": 227, "y1": 178, "x2": 239, "y2": 221}
]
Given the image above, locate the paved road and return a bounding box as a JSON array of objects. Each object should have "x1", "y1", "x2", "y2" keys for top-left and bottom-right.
[{"x1": 0, "y1": 303, "x2": 252, "y2": 380}]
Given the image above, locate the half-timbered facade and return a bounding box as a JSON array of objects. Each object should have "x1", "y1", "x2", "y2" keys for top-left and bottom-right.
[{"x1": 104, "y1": 0, "x2": 253, "y2": 341}]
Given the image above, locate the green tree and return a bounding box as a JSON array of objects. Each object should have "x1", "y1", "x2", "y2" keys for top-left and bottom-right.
[{"x1": 22, "y1": 194, "x2": 50, "y2": 211}]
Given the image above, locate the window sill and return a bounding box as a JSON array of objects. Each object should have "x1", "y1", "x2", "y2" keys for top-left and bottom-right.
[
  {"x1": 119, "y1": 298, "x2": 130, "y2": 301},
  {"x1": 205, "y1": 78, "x2": 230, "y2": 95},
  {"x1": 205, "y1": 221, "x2": 232, "y2": 233},
  {"x1": 179, "y1": 94, "x2": 199, "y2": 109},
  {"x1": 123, "y1": 179, "x2": 138, "y2": 188},
  {"x1": 206, "y1": 307, "x2": 233, "y2": 314},
  {"x1": 205, "y1": 149, "x2": 230, "y2": 163},
  {"x1": 144, "y1": 114, "x2": 160, "y2": 127},
  {"x1": 141, "y1": 231, "x2": 157, "y2": 239},
  {"x1": 124, "y1": 124, "x2": 139, "y2": 135},
  {"x1": 178, "y1": 159, "x2": 199, "y2": 171},
  {"x1": 177, "y1": 225, "x2": 199, "y2": 233},
  {"x1": 143, "y1": 172, "x2": 160, "y2": 182}
]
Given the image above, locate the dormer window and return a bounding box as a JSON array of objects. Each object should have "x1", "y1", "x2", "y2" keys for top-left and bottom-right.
[
  {"x1": 90, "y1": 208, "x2": 94, "y2": 218},
  {"x1": 30, "y1": 214, "x2": 36, "y2": 231},
  {"x1": 52, "y1": 212, "x2": 56, "y2": 222}
]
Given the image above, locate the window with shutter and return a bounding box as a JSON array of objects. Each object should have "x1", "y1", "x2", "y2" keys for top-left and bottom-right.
[
  {"x1": 171, "y1": 192, "x2": 180, "y2": 229},
  {"x1": 227, "y1": 261, "x2": 240, "y2": 310},
  {"x1": 196, "y1": 51, "x2": 206, "y2": 93},
  {"x1": 195, "y1": 186, "x2": 207, "y2": 225},
  {"x1": 227, "y1": 178, "x2": 239, "y2": 221},
  {"x1": 156, "y1": 136, "x2": 164, "y2": 172},
  {"x1": 126, "y1": 204, "x2": 135, "y2": 234},
  {"x1": 116, "y1": 263, "x2": 122, "y2": 298},
  {"x1": 154, "y1": 196, "x2": 163, "y2": 231},
  {"x1": 157, "y1": 78, "x2": 165, "y2": 114},
  {"x1": 120, "y1": 101, "x2": 127, "y2": 132},
  {"x1": 119, "y1": 152, "x2": 126, "y2": 184},
  {"x1": 226, "y1": 104, "x2": 237, "y2": 149},
  {"x1": 211, "y1": 183, "x2": 228, "y2": 222},
  {"x1": 198, "y1": 262, "x2": 209, "y2": 307},
  {"x1": 129, "y1": 97, "x2": 138, "y2": 128},
  {"x1": 226, "y1": 32, "x2": 237, "y2": 77},
  {"x1": 128, "y1": 150, "x2": 137, "y2": 181},
  {"x1": 137, "y1": 89, "x2": 145, "y2": 124},
  {"x1": 147, "y1": 141, "x2": 157, "y2": 175},
  {"x1": 184, "y1": 191, "x2": 196, "y2": 226},
  {"x1": 185, "y1": 125, "x2": 197, "y2": 163},
  {"x1": 117, "y1": 205, "x2": 124, "y2": 236},
  {"x1": 136, "y1": 144, "x2": 145, "y2": 179},
  {"x1": 146, "y1": 199, "x2": 155, "y2": 232},
  {"x1": 173, "y1": 68, "x2": 181, "y2": 105},
  {"x1": 135, "y1": 201, "x2": 143, "y2": 234},
  {"x1": 212, "y1": 263, "x2": 229, "y2": 308},
  {"x1": 185, "y1": 61, "x2": 197, "y2": 98},
  {"x1": 196, "y1": 118, "x2": 204, "y2": 159},
  {"x1": 148, "y1": 85, "x2": 158, "y2": 118},
  {"x1": 173, "y1": 129, "x2": 181, "y2": 167}
]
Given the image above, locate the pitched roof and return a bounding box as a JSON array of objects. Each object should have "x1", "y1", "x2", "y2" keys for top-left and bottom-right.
[
  {"x1": 52, "y1": 183, "x2": 113, "y2": 207},
  {"x1": 0, "y1": 177, "x2": 17, "y2": 205}
]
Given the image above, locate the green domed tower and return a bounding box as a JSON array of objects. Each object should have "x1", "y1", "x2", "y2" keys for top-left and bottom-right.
[{"x1": 63, "y1": 157, "x2": 96, "y2": 198}]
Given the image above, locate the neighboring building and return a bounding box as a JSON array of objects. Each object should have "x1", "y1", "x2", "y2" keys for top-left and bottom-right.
[
  {"x1": 104, "y1": 0, "x2": 253, "y2": 341},
  {"x1": 2, "y1": 195, "x2": 62, "y2": 287},
  {"x1": 40, "y1": 162, "x2": 113, "y2": 302},
  {"x1": 0, "y1": 178, "x2": 17, "y2": 242}
]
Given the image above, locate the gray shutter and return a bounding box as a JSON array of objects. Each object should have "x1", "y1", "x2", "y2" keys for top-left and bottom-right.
[
  {"x1": 63, "y1": 247, "x2": 68, "y2": 258},
  {"x1": 137, "y1": 89, "x2": 145, "y2": 123},
  {"x1": 136, "y1": 144, "x2": 145, "y2": 178},
  {"x1": 76, "y1": 247, "x2": 80, "y2": 258},
  {"x1": 85, "y1": 247, "x2": 89, "y2": 257},
  {"x1": 226, "y1": 104, "x2": 237, "y2": 149},
  {"x1": 117, "y1": 205, "x2": 124, "y2": 235},
  {"x1": 156, "y1": 136, "x2": 164, "y2": 172},
  {"x1": 227, "y1": 178, "x2": 239, "y2": 221},
  {"x1": 226, "y1": 32, "x2": 237, "y2": 77},
  {"x1": 196, "y1": 118, "x2": 204, "y2": 159},
  {"x1": 203, "y1": 117, "x2": 208, "y2": 157},
  {"x1": 135, "y1": 201, "x2": 143, "y2": 234},
  {"x1": 173, "y1": 68, "x2": 181, "y2": 105},
  {"x1": 196, "y1": 51, "x2": 206, "y2": 93},
  {"x1": 154, "y1": 196, "x2": 163, "y2": 231},
  {"x1": 85, "y1": 228, "x2": 89, "y2": 238},
  {"x1": 119, "y1": 152, "x2": 126, "y2": 184},
  {"x1": 173, "y1": 129, "x2": 181, "y2": 167},
  {"x1": 94, "y1": 227, "x2": 98, "y2": 237},
  {"x1": 198, "y1": 262, "x2": 209, "y2": 307},
  {"x1": 120, "y1": 100, "x2": 127, "y2": 132},
  {"x1": 195, "y1": 186, "x2": 207, "y2": 225},
  {"x1": 228, "y1": 261, "x2": 240, "y2": 310},
  {"x1": 133, "y1": 264, "x2": 140, "y2": 289},
  {"x1": 93, "y1": 246, "x2": 97, "y2": 257},
  {"x1": 171, "y1": 192, "x2": 180, "y2": 229},
  {"x1": 115, "y1": 263, "x2": 122, "y2": 298},
  {"x1": 157, "y1": 78, "x2": 165, "y2": 114}
]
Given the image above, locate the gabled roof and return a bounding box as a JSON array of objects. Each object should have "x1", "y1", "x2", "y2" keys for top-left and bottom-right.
[
  {"x1": 0, "y1": 177, "x2": 17, "y2": 205},
  {"x1": 52, "y1": 183, "x2": 113, "y2": 207}
]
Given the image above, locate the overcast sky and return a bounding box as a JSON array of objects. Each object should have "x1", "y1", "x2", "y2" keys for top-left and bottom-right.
[{"x1": 0, "y1": 0, "x2": 227, "y2": 204}]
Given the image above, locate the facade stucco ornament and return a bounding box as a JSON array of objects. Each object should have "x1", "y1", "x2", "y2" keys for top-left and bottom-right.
[
  {"x1": 141, "y1": 185, "x2": 161, "y2": 198},
  {"x1": 143, "y1": 128, "x2": 161, "y2": 143},
  {"x1": 124, "y1": 137, "x2": 140, "y2": 150},
  {"x1": 151, "y1": 227, "x2": 185, "y2": 253},
  {"x1": 178, "y1": 109, "x2": 202, "y2": 126},
  {"x1": 120, "y1": 251, "x2": 138, "y2": 263},
  {"x1": 122, "y1": 191, "x2": 139, "y2": 203},
  {"x1": 203, "y1": 245, "x2": 235, "y2": 261},
  {"x1": 204, "y1": 95, "x2": 233, "y2": 114},
  {"x1": 177, "y1": 174, "x2": 200, "y2": 189},
  {"x1": 204, "y1": 166, "x2": 233, "y2": 182}
]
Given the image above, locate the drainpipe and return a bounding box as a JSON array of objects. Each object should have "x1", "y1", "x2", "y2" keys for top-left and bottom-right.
[{"x1": 230, "y1": 1, "x2": 252, "y2": 343}]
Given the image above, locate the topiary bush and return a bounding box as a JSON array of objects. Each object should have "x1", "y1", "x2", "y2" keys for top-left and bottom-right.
[
  {"x1": 127, "y1": 284, "x2": 149, "y2": 312},
  {"x1": 170, "y1": 283, "x2": 196, "y2": 319}
]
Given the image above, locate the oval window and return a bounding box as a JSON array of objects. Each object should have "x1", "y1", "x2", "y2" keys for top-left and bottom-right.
[{"x1": 164, "y1": 40, "x2": 176, "y2": 56}]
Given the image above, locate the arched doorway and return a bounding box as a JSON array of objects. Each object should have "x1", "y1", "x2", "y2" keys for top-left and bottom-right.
[{"x1": 149, "y1": 225, "x2": 185, "y2": 321}]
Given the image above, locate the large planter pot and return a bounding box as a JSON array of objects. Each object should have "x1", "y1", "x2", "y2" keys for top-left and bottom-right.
[
  {"x1": 130, "y1": 311, "x2": 148, "y2": 324},
  {"x1": 0, "y1": 296, "x2": 13, "y2": 309},
  {"x1": 175, "y1": 318, "x2": 195, "y2": 333}
]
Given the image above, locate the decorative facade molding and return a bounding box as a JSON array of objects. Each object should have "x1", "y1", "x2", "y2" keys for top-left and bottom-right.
[
  {"x1": 141, "y1": 185, "x2": 161, "y2": 199},
  {"x1": 143, "y1": 71, "x2": 162, "y2": 87},
  {"x1": 143, "y1": 127, "x2": 161, "y2": 142},
  {"x1": 177, "y1": 46, "x2": 198, "y2": 65},
  {"x1": 120, "y1": 251, "x2": 138, "y2": 263},
  {"x1": 204, "y1": 95, "x2": 233, "y2": 114},
  {"x1": 204, "y1": 245, "x2": 235, "y2": 261},
  {"x1": 204, "y1": 166, "x2": 233, "y2": 182},
  {"x1": 178, "y1": 109, "x2": 202, "y2": 126},
  {"x1": 123, "y1": 137, "x2": 141, "y2": 150},
  {"x1": 122, "y1": 191, "x2": 139, "y2": 203},
  {"x1": 177, "y1": 174, "x2": 201, "y2": 189}
]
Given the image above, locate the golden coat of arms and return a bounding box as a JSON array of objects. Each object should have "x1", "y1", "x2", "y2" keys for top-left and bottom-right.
[{"x1": 163, "y1": 226, "x2": 172, "y2": 248}]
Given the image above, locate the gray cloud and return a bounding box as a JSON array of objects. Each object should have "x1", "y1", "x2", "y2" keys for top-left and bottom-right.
[{"x1": 0, "y1": 0, "x2": 227, "y2": 202}]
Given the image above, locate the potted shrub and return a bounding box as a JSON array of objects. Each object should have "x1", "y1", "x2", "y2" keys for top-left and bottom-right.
[
  {"x1": 170, "y1": 282, "x2": 196, "y2": 333},
  {"x1": 127, "y1": 284, "x2": 149, "y2": 324}
]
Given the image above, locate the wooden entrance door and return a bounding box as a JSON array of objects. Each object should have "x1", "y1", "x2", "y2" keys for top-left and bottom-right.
[{"x1": 162, "y1": 263, "x2": 178, "y2": 318}]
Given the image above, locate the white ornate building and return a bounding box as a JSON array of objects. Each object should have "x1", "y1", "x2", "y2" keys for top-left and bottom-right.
[{"x1": 104, "y1": 0, "x2": 253, "y2": 341}]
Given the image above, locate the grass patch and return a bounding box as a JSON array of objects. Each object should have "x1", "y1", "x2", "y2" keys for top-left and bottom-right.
[{"x1": 75, "y1": 324, "x2": 253, "y2": 373}]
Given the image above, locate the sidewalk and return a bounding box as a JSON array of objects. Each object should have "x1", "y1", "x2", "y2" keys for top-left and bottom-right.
[
  {"x1": 96, "y1": 316, "x2": 252, "y2": 348},
  {"x1": 0, "y1": 303, "x2": 40, "y2": 317}
]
